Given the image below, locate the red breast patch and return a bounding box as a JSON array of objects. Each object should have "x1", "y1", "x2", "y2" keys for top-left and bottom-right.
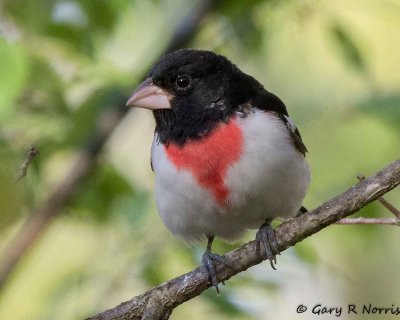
[{"x1": 164, "y1": 119, "x2": 243, "y2": 205}]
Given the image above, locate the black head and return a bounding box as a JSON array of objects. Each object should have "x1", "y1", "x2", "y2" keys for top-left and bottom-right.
[{"x1": 127, "y1": 49, "x2": 263, "y2": 145}]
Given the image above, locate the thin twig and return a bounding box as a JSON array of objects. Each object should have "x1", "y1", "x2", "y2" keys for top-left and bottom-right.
[
  {"x1": 87, "y1": 159, "x2": 400, "y2": 320},
  {"x1": 15, "y1": 146, "x2": 39, "y2": 182},
  {"x1": 376, "y1": 197, "x2": 400, "y2": 218},
  {"x1": 336, "y1": 217, "x2": 400, "y2": 225},
  {"x1": 357, "y1": 175, "x2": 400, "y2": 217}
]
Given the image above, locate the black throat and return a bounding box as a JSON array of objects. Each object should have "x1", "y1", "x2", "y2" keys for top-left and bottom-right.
[{"x1": 153, "y1": 104, "x2": 236, "y2": 146}]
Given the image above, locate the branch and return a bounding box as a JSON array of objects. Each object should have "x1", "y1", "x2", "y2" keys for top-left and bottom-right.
[
  {"x1": 15, "y1": 146, "x2": 39, "y2": 182},
  {"x1": 336, "y1": 217, "x2": 400, "y2": 225},
  {"x1": 87, "y1": 159, "x2": 400, "y2": 320},
  {"x1": 0, "y1": 0, "x2": 214, "y2": 290},
  {"x1": 357, "y1": 175, "x2": 400, "y2": 217}
]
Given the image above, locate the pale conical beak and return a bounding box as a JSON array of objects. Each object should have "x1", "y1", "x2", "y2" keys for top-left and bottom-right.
[{"x1": 126, "y1": 78, "x2": 172, "y2": 110}]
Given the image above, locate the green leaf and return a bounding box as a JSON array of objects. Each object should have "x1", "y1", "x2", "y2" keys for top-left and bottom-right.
[
  {"x1": 64, "y1": 86, "x2": 127, "y2": 148},
  {"x1": 358, "y1": 94, "x2": 400, "y2": 126},
  {"x1": 0, "y1": 39, "x2": 28, "y2": 119},
  {"x1": 216, "y1": 0, "x2": 265, "y2": 49},
  {"x1": 69, "y1": 164, "x2": 133, "y2": 221},
  {"x1": 3, "y1": 0, "x2": 54, "y2": 34},
  {"x1": 330, "y1": 23, "x2": 367, "y2": 74}
]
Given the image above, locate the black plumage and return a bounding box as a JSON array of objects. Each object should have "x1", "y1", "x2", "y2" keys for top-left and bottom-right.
[{"x1": 147, "y1": 49, "x2": 307, "y2": 154}]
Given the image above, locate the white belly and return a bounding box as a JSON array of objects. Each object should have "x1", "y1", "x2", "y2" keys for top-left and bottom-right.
[{"x1": 151, "y1": 110, "x2": 310, "y2": 243}]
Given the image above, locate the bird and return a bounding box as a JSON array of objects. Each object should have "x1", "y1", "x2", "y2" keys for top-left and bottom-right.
[{"x1": 126, "y1": 49, "x2": 310, "y2": 293}]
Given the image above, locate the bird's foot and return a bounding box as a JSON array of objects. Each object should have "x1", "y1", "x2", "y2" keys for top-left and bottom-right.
[
  {"x1": 201, "y1": 249, "x2": 232, "y2": 294},
  {"x1": 255, "y1": 221, "x2": 280, "y2": 270},
  {"x1": 296, "y1": 206, "x2": 308, "y2": 216}
]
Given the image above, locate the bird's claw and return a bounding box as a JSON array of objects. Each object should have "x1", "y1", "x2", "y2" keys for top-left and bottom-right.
[
  {"x1": 255, "y1": 221, "x2": 280, "y2": 269},
  {"x1": 202, "y1": 250, "x2": 232, "y2": 294}
]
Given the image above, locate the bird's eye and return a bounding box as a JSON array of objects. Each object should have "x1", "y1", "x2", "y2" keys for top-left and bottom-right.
[{"x1": 175, "y1": 75, "x2": 191, "y2": 90}]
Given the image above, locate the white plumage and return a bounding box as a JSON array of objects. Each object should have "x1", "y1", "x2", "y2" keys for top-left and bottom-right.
[{"x1": 151, "y1": 110, "x2": 310, "y2": 243}]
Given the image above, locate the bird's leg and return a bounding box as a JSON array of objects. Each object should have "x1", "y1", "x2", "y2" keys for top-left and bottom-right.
[
  {"x1": 255, "y1": 220, "x2": 280, "y2": 270},
  {"x1": 201, "y1": 235, "x2": 232, "y2": 294},
  {"x1": 296, "y1": 206, "x2": 308, "y2": 217}
]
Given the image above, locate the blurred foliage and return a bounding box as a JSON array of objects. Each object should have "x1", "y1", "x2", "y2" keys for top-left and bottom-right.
[
  {"x1": 330, "y1": 22, "x2": 367, "y2": 74},
  {"x1": 0, "y1": 0, "x2": 399, "y2": 319}
]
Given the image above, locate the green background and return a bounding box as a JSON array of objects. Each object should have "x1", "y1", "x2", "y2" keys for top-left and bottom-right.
[{"x1": 0, "y1": 0, "x2": 399, "y2": 319}]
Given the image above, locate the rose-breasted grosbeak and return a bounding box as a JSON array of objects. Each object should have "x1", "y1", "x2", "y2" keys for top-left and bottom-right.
[{"x1": 127, "y1": 49, "x2": 310, "y2": 293}]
